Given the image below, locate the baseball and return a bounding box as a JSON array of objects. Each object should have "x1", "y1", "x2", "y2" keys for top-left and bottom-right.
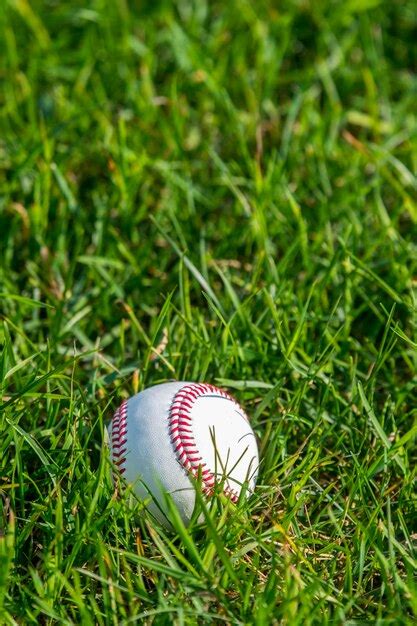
[{"x1": 108, "y1": 382, "x2": 259, "y2": 528}]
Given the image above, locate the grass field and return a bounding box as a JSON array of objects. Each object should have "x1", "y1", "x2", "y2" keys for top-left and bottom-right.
[{"x1": 1, "y1": 0, "x2": 417, "y2": 623}]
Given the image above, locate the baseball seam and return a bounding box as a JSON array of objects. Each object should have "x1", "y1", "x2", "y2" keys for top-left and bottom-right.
[
  {"x1": 111, "y1": 399, "x2": 128, "y2": 476},
  {"x1": 168, "y1": 383, "x2": 246, "y2": 503}
]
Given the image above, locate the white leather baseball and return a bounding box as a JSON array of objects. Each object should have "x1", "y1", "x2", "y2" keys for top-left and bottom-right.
[{"x1": 108, "y1": 382, "x2": 259, "y2": 527}]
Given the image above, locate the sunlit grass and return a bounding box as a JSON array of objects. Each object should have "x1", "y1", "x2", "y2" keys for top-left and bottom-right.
[{"x1": 1, "y1": 0, "x2": 416, "y2": 623}]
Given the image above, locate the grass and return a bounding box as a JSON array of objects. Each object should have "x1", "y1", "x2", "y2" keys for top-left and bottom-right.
[{"x1": 1, "y1": 0, "x2": 417, "y2": 623}]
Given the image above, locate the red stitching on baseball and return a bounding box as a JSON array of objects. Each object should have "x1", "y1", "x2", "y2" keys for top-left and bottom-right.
[
  {"x1": 168, "y1": 383, "x2": 248, "y2": 503},
  {"x1": 111, "y1": 400, "x2": 128, "y2": 477}
]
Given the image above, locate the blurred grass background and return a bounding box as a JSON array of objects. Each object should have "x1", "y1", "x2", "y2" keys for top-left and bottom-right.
[{"x1": 1, "y1": 0, "x2": 417, "y2": 623}]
